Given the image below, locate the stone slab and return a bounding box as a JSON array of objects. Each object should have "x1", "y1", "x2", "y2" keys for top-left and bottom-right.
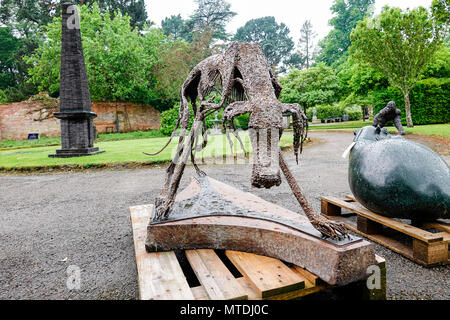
[
  {"x1": 146, "y1": 177, "x2": 376, "y2": 286},
  {"x1": 49, "y1": 147, "x2": 104, "y2": 158}
]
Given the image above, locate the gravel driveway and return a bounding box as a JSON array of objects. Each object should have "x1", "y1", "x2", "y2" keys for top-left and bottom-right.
[{"x1": 0, "y1": 131, "x2": 448, "y2": 300}]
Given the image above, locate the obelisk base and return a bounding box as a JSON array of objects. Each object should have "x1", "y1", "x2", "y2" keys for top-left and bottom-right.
[
  {"x1": 49, "y1": 111, "x2": 104, "y2": 158},
  {"x1": 49, "y1": 147, "x2": 104, "y2": 158}
]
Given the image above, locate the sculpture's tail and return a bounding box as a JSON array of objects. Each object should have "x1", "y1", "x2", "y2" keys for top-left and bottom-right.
[{"x1": 143, "y1": 117, "x2": 180, "y2": 156}]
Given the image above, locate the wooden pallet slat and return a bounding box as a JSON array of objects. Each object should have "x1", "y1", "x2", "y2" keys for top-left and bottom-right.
[
  {"x1": 185, "y1": 249, "x2": 248, "y2": 300},
  {"x1": 321, "y1": 196, "x2": 449, "y2": 267},
  {"x1": 322, "y1": 196, "x2": 443, "y2": 243},
  {"x1": 130, "y1": 205, "x2": 194, "y2": 300},
  {"x1": 421, "y1": 221, "x2": 450, "y2": 234},
  {"x1": 291, "y1": 265, "x2": 319, "y2": 288},
  {"x1": 130, "y1": 203, "x2": 387, "y2": 300},
  {"x1": 225, "y1": 250, "x2": 305, "y2": 298}
]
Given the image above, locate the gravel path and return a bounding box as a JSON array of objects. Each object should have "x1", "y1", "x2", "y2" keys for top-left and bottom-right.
[{"x1": 0, "y1": 131, "x2": 448, "y2": 300}]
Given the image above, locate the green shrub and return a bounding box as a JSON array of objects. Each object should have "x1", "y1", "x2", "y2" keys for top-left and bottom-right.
[
  {"x1": 315, "y1": 104, "x2": 345, "y2": 121},
  {"x1": 0, "y1": 89, "x2": 7, "y2": 104},
  {"x1": 343, "y1": 105, "x2": 363, "y2": 121},
  {"x1": 160, "y1": 103, "x2": 188, "y2": 136},
  {"x1": 306, "y1": 108, "x2": 313, "y2": 121},
  {"x1": 4, "y1": 86, "x2": 26, "y2": 102},
  {"x1": 234, "y1": 113, "x2": 250, "y2": 130},
  {"x1": 371, "y1": 78, "x2": 450, "y2": 125}
]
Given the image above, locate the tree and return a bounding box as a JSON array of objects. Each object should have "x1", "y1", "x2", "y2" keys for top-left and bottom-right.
[
  {"x1": 298, "y1": 20, "x2": 317, "y2": 68},
  {"x1": 0, "y1": 0, "x2": 149, "y2": 101},
  {"x1": 188, "y1": 0, "x2": 236, "y2": 40},
  {"x1": 25, "y1": 3, "x2": 166, "y2": 105},
  {"x1": 279, "y1": 63, "x2": 341, "y2": 109},
  {"x1": 350, "y1": 4, "x2": 448, "y2": 127},
  {"x1": 0, "y1": 1, "x2": 148, "y2": 31},
  {"x1": 0, "y1": 0, "x2": 58, "y2": 99},
  {"x1": 81, "y1": 0, "x2": 148, "y2": 29},
  {"x1": 152, "y1": 31, "x2": 214, "y2": 104},
  {"x1": 282, "y1": 52, "x2": 306, "y2": 72},
  {"x1": 421, "y1": 44, "x2": 450, "y2": 79},
  {"x1": 316, "y1": 0, "x2": 374, "y2": 66},
  {"x1": 0, "y1": 27, "x2": 20, "y2": 90},
  {"x1": 161, "y1": 14, "x2": 189, "y2": 40},
  {"x1": 234, "y1": 16, "x2": 294, "y2": 68}
]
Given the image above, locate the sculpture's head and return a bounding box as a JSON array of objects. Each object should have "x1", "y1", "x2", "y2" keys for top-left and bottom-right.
[
  {"x1": 225, "y1": 43, "x2": 287, "y2": 189},
  {"x1": 386, "y1": 101, "x2": 396, "y2": 110},
  {"x1": 216, "y1": 41, "x2": 307, "y2": 189},
  {"x1": 248, "y1": 126, "x2": 283, "y2": 188}
]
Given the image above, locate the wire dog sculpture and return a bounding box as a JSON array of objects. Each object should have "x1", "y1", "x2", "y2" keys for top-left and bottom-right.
[{"x1": 146, "y1": 42, "x2": 348, "y2": 239}]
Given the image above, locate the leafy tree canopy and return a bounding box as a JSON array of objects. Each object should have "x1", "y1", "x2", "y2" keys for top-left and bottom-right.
[
  {"x1": 188, "y1": 0, "x2": 236, "y2": 40},
  {"x1": 233, "y1": 16, "x2": 294, "y2": 68},
  {"x1": 279, "y1": 63, "x2": 341, "y2": 108},
  {"x1": 25, "y1": 3, "x2": 166, "y2": 106},
  {"x1": 0, "y1": 27, "x2": 21, "y2": 89},
  {"x1": 0, "y1": 0, "x2": 149, "y2": 102},
  {"x1": 350, "y1": 4, "x2": 448, "y2": 127},
  {"x1": 298, "y1": 20, "x2": 317, "y2": 69},
  {"x1": 282, "y1": 52, "x2": 306, "y2": 73},
  {"x1": 0, "y1": 0, "x2": 148, "y2": 33},
  {"x1": 316, "y1": 0, "x2": 374, "y2": 67},
  {"x1": 161, "y1": 14, "x2": 190, "y2": 41},
  {"x1": 152, "y1": 31, "x2": 214, "y2": 104}
]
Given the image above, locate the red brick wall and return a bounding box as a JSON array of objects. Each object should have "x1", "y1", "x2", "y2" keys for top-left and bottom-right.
[{"x1": 0, "y1": 101, "x2": 161, "y2": 140}]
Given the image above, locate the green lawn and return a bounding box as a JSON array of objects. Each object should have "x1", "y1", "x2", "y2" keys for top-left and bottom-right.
[
  {"x1": 0, "y1": 132, "x2": 295, "y2": 171},
  {"x1": 0, "y1": 130, "x2": 165, "y2": 149},
  {"x1": 309, "y1": 121, "x2": 450, "y2": 137}
]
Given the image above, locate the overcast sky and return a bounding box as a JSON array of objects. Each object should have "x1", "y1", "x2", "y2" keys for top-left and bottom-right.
[{"x1": 145, "y1": 0, "x2": 432, "y2": 47}]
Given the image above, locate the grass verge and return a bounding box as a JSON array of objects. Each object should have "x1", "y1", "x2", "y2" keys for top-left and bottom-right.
[
  {"x1": 0, "y1": 132, "x2": 299, "y2": 172},
  {"x1": 309, "y1": 122, "x2": 450, "y2": 137},
  {"x1": 0, "y1": 130, "x2": 165, "y2": 149}
]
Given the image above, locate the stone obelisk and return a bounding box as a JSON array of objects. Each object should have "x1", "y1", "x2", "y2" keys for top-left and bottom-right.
[{"x1": 50, "y1": 3, "x2": 104, "y2": 158}]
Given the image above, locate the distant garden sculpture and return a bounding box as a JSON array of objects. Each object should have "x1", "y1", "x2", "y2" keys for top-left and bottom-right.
[
  {"x1": 146, "y1": 42, "x2": 348, "y2": 239},
  {"x1": 372, "y1": 101, "x2": 405, "y2": 135}
]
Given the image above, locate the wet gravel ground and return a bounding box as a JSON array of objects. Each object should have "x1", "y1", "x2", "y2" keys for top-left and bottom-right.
[{"x1": 0, "y1": 131, "x2": 448, "y2": 300}]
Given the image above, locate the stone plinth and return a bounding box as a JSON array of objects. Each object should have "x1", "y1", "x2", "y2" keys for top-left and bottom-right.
[{"x1": 146, "y1": 177, "x2": 376, "y2": 286}]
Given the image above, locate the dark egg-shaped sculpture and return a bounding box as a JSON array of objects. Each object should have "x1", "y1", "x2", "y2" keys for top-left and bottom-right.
[{"x1": 347, "y1": 126, "x2": 450, "y2": 220}]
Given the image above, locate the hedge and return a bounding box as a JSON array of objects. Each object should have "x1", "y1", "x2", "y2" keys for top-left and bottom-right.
[
  {"x1": 371, "y1": 78, "x2": 450, "y2": 125},
  {"x1": 305, "y1": 104, "x2": 362, "y2": 122},
  {"x1": 344, "y1": 105, "x2": 363, "y2": 121},
  {"x1": 0, "y1": 89, "x2": 7, "y2": 104}
]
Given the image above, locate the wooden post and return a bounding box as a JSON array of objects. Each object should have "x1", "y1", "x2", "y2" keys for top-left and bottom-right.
[
  {"x1": 413, "y1": 239, "x2": 448, "y2": 266},
  {"x1": 321, "y1": 200, "x2": 341, "y2": 216},
  {"x1": 357, "y1": 216, "x2": 382, "y2": 235}
]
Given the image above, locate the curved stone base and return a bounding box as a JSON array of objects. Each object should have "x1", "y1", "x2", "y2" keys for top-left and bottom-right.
[{"x1": 146, "y1": 177, "x2": 376, "y2": 286}]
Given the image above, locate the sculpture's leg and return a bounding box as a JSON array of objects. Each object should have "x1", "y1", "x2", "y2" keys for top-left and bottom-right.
[
  {"x1": 281, "y1": 103, "x2": 308, "y2": 163},
  {"x1": 153, "y1": 120, "x2": 204, "y2": 221},
  {"x1": 394, "y1": 115, "x2": 405, "y2": 135},
  {"x1": 278, "y1": 150, "x2": 348, "y2": 239}
]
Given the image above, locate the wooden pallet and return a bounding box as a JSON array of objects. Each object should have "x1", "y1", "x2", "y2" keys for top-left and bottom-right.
[
  {"x1": 321, "y1": 195, "x2": 450, "y2": 267},
  {"x1": 130, "y1": 204, "x2": 386, "y2": 300}
]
